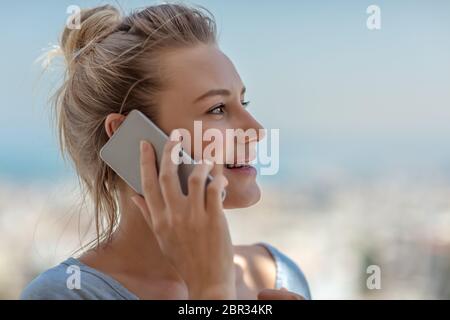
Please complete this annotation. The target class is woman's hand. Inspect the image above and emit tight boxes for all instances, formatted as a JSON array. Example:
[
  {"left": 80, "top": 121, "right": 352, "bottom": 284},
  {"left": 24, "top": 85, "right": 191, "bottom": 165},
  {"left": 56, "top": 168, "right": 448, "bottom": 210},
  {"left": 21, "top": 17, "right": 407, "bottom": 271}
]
[
  {"left": 257, "top": 287, "right": 304, "bottom": 300},
  {"left": 130, "top": 136, "right": 235, "bottom": 300}
]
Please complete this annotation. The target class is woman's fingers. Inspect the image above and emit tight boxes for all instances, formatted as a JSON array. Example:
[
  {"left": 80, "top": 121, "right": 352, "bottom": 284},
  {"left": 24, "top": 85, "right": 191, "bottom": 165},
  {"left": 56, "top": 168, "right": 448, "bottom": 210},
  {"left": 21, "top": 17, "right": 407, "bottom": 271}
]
[
  {"left": 257, "top": 288, "right": 304, "bottom": 300},
  {"left": 188, "top": 159, "right": 214, "bottom": 214},
  {"left": 159, "top": 137, "right": 184, "bottom": 207},
  {"left": 206, "top": 163, "right": 228, "bottom": 213},
  {"left": 139, "top": 140, "right": 164, "bottom": 214}
]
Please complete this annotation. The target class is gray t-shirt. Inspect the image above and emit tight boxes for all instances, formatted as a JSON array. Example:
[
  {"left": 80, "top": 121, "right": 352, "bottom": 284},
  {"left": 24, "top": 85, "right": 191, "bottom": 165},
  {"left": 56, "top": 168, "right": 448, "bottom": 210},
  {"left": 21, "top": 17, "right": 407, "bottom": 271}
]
[{"left": 20, "top": 242, "right": 311, "bottom": 300}]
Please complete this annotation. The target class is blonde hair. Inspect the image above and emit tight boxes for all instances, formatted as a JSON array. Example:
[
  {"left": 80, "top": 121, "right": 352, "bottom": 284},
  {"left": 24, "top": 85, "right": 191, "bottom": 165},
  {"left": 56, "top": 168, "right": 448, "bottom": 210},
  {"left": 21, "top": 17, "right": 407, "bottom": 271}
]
[{"left": 50, "top": 3, "right": 217, "bottom": 248}]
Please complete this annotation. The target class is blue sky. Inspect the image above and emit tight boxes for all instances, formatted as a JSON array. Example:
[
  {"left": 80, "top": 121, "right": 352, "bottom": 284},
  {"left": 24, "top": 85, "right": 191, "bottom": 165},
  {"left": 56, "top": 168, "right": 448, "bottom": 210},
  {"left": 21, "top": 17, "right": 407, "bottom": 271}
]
[{"left": 1, "top": 0, "right": 449, "bottom": 183}]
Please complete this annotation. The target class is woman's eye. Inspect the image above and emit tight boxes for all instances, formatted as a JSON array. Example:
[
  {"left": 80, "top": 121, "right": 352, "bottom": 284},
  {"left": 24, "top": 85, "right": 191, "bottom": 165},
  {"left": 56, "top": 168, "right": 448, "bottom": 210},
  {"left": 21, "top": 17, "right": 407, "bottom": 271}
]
[
  {"left": 208, "top": 104, "right": 225, "bottom": 114},
  {"left": 241, "top": 100, "right": 251, "bottom": 108},
  {"left": 207, "top": 101, "right": 250, "bottom": 115}
]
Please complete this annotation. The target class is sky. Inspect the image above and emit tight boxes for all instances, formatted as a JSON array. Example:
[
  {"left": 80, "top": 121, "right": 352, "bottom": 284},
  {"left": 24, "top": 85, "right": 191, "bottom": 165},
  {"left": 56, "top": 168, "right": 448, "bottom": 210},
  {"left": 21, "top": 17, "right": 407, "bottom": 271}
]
[{"left": 0, "top": 0, "right": 449, "bottom": 183}]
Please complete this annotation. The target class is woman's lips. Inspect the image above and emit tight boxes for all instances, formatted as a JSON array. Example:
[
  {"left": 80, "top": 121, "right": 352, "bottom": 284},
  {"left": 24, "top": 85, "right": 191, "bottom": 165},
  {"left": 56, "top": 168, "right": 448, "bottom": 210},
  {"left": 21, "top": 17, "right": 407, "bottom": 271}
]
[{"left": 224, "top": 164, "right": 257, "bottom": 175}]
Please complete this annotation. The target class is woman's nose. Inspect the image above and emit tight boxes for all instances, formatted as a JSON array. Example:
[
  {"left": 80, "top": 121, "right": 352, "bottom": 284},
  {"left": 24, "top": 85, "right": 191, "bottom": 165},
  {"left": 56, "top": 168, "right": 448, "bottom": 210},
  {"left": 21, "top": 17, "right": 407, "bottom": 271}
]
[{"left": 236, "top": 109, "right": 266, "bottom": 143}]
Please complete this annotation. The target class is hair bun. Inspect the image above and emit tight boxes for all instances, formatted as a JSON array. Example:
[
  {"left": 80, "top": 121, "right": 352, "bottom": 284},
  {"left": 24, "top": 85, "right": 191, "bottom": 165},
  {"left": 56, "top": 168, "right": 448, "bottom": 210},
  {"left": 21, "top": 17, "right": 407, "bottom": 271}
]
[{"left": 61, "top": 5, "right": 121, "bottom": 63}]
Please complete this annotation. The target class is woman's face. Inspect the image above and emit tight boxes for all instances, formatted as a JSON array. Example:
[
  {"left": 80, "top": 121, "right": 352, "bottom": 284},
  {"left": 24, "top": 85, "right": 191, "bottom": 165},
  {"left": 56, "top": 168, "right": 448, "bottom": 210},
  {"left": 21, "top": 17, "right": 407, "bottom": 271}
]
[{"left": 155, "top": 44, "right": 265, "bottom": 209}]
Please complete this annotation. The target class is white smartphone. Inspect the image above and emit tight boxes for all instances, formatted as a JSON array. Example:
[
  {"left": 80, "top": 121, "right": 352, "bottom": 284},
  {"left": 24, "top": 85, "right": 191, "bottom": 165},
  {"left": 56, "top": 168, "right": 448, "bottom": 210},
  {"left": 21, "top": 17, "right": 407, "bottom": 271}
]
[{"left": 100, "top": 109, "right": 225, "bottom": 200}]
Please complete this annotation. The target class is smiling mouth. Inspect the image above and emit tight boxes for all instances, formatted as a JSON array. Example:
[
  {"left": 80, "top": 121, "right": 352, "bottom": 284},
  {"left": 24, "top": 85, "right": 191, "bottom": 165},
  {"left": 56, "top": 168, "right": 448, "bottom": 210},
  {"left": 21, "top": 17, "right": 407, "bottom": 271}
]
[{"left": 225, "top": 163, "right": 252, "bottom": 169}]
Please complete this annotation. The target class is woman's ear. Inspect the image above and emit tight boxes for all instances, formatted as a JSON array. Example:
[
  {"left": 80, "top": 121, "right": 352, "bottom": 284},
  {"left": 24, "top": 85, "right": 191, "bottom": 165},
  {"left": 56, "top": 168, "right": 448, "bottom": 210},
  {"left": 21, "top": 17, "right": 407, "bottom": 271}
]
[{"left": 105, "top": 113, "right": 126, "bottom": 138}]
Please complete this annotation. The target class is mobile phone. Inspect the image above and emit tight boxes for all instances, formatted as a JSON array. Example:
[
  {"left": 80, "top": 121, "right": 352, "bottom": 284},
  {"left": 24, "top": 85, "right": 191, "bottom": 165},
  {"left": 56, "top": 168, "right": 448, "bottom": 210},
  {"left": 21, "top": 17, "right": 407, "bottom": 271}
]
[{"left": 100, "top": 109, "right": 225, "bottom": 200}]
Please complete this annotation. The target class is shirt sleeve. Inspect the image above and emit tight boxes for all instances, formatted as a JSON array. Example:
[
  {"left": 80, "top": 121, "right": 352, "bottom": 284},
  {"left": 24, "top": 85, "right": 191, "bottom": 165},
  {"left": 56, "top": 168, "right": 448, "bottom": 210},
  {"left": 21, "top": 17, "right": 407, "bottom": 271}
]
[{"left": 20, "top": 265, "right": 129, "bottom": 300}]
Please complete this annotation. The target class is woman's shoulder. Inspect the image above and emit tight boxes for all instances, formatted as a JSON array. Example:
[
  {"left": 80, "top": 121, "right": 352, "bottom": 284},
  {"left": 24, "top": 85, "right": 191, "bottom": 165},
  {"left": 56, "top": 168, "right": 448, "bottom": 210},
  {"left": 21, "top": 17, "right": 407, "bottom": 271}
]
[
  {"left": 250, "top": 242, "right": 312, "bottom": 299},
  {"left": 20, "top": 257, "right": 137, "bottom": 300}
]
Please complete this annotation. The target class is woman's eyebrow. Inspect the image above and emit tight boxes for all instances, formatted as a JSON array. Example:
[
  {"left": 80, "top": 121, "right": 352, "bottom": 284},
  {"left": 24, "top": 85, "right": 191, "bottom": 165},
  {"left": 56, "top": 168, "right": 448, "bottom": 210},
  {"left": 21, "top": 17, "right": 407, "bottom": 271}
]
[{"left": 193, "top": 86, "right": 246, "bottom": 103}]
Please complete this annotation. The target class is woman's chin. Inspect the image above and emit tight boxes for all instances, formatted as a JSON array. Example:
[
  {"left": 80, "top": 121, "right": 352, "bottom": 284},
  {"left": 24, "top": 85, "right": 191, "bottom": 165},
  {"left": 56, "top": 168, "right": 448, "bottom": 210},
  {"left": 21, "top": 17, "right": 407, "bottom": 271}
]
[{"left": 222, "top": 186, "right": 261, "bottom": 209}]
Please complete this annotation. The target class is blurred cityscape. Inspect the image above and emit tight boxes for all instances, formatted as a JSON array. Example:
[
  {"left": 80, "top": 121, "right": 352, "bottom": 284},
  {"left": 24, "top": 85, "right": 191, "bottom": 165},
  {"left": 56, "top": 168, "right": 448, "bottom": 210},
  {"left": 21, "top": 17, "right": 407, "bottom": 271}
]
[{"left": 1, "top": 169, "right": 449, "bottom": 299}]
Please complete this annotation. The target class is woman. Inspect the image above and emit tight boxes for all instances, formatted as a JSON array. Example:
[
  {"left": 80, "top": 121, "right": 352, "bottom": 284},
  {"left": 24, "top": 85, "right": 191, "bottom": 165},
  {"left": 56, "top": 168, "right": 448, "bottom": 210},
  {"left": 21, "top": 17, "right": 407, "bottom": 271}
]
[{"left": 21, "top": 3, "right": 310, "bottom": 300}]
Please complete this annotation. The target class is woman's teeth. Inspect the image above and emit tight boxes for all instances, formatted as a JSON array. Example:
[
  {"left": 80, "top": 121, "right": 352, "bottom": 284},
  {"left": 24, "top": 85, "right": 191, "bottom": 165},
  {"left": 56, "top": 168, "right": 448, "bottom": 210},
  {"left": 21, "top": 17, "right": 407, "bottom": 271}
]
[{"left": 226, "top": 164, "right": 249, "bottom": 169}]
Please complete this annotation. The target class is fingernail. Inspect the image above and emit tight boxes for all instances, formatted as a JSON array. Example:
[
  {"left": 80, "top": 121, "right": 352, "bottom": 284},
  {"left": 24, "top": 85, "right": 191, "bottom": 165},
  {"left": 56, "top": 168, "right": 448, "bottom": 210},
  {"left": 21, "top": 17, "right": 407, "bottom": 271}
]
[{"left": 140, "top": 140, "right": 149, "bottom": 153}]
